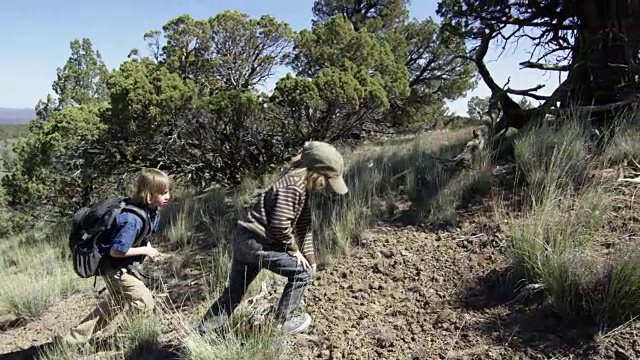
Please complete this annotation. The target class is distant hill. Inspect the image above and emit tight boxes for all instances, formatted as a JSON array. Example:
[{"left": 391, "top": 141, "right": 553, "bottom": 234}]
[{"left": 0, "top": 107, "right": 35, "bottom": 124}]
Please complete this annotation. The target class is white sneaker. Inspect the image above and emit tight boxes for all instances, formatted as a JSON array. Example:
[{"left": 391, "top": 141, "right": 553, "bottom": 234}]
[{"left": 280, "top": 312, "right": 312, "bottom": 334}]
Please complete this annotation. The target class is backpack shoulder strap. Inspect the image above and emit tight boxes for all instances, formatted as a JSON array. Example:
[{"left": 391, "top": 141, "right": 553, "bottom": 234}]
[{"left": 121, "top": 204, "right": 151, "bottom": 246}]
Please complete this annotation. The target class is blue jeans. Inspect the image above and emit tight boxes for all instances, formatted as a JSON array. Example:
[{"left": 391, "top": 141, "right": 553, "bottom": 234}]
[{"left": 200, "top": 235, "right": 312, "bottom": 329}]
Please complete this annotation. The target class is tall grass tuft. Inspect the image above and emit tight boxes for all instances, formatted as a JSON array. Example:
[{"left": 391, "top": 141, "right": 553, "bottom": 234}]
[
  {"left": 0, "top": 224, "right": 91, "bottom": 318},
  {"left": 507, "top": 117, "right": 640, "bottom": 325}
]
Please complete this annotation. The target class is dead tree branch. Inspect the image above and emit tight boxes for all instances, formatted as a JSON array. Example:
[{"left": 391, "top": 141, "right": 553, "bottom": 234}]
[{"left": 519, "top": 61, "right": 571, "bottom": 71}]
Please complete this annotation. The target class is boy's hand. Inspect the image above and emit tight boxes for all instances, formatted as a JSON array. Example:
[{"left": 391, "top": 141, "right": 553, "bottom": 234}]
[{"left": 145, "top": 246, "right": 161, "bottom": 261}]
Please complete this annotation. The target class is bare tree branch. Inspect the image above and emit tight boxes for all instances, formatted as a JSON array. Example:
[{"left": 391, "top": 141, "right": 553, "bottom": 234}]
[{"left": 519, "top": 61, "right": 571, "bottom": 71}]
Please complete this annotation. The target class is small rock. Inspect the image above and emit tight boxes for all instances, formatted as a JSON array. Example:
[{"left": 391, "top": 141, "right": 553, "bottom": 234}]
[
  {"left": 372, "top": 262, "right": 387, "bottom": 275},
  {"left": 380, "top": 249, "right": 394, "bottom": 258},
  {"left": 614, "top": 348, "right": 631, "bottom": 360},
  {"left": 391, "top": 270, "right": 405, "bottom": 281},
  {"left": 434, "top": 309, "right": 455, "bottom": 327}
]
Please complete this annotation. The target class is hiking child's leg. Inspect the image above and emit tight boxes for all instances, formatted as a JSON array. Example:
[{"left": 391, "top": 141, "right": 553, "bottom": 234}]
[
  {"left": 200, "top": 258, "right": 260, "bottom": 326},
  {"left": 63, "top": 298, "right": 115, "bottom": 344},
  {"left": 259, "top": 251, "right": 311, "bottom": 322},
  {"left": 115, "top": 268, "right": 155, "bottom": 314},
  {"left": 64, "top": 268, "right": 154, "bottom": 343},
  {"left": 63, "top": 271, "right": 130, "bottom": 343}
]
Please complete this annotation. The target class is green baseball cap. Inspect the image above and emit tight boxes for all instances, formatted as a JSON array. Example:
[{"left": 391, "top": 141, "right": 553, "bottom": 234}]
[{"left": 300, "top": 141, "right": 348, "bottom": 195}]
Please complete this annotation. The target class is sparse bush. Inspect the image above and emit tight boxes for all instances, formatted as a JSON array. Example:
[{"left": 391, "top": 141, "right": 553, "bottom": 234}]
[
  {"left": 39, "top": 339, "right": 76, "bottom": 360},
  {"left": 123, "top": 310, "right": 164, "bottom": 358},
  {"left": 179, "top": 315, "right": 285, "bottom": 360},
  {"left": 0, "top": 234, "right": 89, "bottom": 318},
  {"left": 602, "top": 114, "right": 640, "bottom": 166},
  {"left": 600, "top": 244, "right": 640, "bottom": 323},
  {"left": 507, "top": 116, "right": 640, "bottom": 325},
  {"left": 513, "top": 118, "right": 591, "bottom": 205}
]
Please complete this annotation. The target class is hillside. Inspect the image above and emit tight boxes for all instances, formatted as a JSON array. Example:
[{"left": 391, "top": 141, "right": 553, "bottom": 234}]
[
  {"left": 0, "top": 108, "right": 34, "bottom": 125},
  {"left": 0, "top": 123, "right": 638, "bottom": 360},
  {"left": 1, "top": 0, "right": 640, "bottom": 359}
]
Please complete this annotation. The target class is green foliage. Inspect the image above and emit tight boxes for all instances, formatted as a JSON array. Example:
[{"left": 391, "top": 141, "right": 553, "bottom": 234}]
[
  {"left": 278, "top": 15, "right": 409, "bottom": 138},
  {"left": 518, "top": 97, "right": 534, "bottom": 110},
  {"left": 312, "top": 0, "right": 410, "bottom": 33},
  {"left": 168, "top": 89, "right": 290, "bottom": 188},
  {"left": 2, "top": 104, "right": 107, "bottom": 218},
  {"left": 0, "top": 125, "right": 28, "bottom": 177},
  {"left": 149, "top": 11, "right": 293, "bottom": 93},
  {"left": 309, "top": 1, "right": 476, "bottom": 129},
  {"left": 52, "top": 38, "right": 110, "bottom": 107},
  {"left": 466, "top": 96, "right": 532, "bottom": 123},
  {"left": 466, "top": 95, "right": 498, "bottom": 121},
  {"left": 400, "top": 17, "right": 475, "bottom": 101},
  {"left": 4, "top": 3, "right": 477, "bottom": 221},
  {"left": 96, "top": 58, "right": 196, "bottom": 172},
  {"left": 1, "top": 38, "right": 110, "bottom": 227},
  {"left": 388, "top": 17, "right": 476, "bottom": 127},
  {"left": 91, "top": 58, "right": 291, "bottom": 188},
  {"left": 0, "top": 124, "right": 29, "bottom": 141}
]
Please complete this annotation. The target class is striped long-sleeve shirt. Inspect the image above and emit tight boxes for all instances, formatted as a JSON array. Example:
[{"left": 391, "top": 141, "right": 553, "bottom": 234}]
[{"left": 237, "top": 173, "right": 315, "bottom": 265}]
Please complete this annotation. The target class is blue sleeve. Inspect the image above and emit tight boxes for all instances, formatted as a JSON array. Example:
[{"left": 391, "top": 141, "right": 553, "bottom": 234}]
[
  {"left": 110, "top": 212, "right": 143, "bottom": 253},
  {"left": 152, "top": 214, "right": 161, "bottom": 234}
]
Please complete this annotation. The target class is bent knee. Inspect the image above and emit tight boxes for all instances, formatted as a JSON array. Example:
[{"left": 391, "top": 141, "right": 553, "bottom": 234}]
[
  {"left": 132, "top": 294, "right": 155, "bottom": 312},
  {"left": 292, "top": 269, "right": 311, "bottom": 284}
]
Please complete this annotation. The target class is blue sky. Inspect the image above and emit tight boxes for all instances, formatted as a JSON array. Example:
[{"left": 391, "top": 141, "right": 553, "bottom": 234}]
[{"left": 0, "top": 0, "right": 563, "bottom": 115}]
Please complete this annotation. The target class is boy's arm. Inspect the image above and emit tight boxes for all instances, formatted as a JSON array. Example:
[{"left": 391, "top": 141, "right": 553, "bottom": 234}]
[
  {"left": 109, "top": 214, "right": 149, "bottom": 258},
  {"left": 110, "top": 246, "right": 149, "bottom": 258},
  {"left": 269, "top": 186, "right": 303, "bottom": 253}
]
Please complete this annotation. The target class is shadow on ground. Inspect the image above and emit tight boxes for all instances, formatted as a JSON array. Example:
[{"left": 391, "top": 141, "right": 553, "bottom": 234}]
[
  {"left": 457, "top": 266, "right": 605, "bottom": 358},
  {"left": 0, "top": 340, "right": 180, "bottom": 360},
  {"left": 0, "top": 343, "right": 50, "bottom": 360},
  {"left": 0, "top": 316, "right": 26, "bottom": 332}
]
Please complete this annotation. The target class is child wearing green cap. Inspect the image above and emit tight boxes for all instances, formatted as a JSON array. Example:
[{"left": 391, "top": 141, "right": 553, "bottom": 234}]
[{"left": 199, "top": 141, "right": 348, "bottom": 334}]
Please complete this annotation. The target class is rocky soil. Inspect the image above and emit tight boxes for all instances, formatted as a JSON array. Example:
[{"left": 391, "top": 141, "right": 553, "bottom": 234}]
[
  {"left": 286, "top": 216, "right": 639, "bottom": 360},
  {"left": 1, "top": 180, "right": 638, "bottom": 360}
]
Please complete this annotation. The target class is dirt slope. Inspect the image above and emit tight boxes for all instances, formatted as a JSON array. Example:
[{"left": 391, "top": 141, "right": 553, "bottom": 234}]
[
  {"left": 286, "top": 215, "right": 639, "bottom": 360},
  {"left": 1, "top": 187, "right": 638, "bottom": 360}
]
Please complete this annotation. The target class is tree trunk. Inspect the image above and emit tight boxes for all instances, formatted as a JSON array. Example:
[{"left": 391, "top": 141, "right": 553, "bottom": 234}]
[{"left": 563, "top": 0, "right": 640, "bottom": 112}]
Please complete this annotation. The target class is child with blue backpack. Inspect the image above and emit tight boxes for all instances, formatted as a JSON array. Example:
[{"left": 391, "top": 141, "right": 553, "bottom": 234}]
[{"left": 57, "top": 168, "right": 171, "bottom": 345}]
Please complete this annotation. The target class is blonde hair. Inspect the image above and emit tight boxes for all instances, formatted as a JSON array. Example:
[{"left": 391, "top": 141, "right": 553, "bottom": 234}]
[
  {"left": 131, "top": 168, "right": 171, "bottom": 205},
  {"left": 287, "top": 166, "right": 326, "bottom": 191},
  {"left": 305, "top": 170, "right": 326, "bottom": 190}
]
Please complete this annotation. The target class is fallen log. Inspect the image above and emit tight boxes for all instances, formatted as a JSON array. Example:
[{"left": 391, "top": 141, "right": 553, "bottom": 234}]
[{"left": 437, "top": 126, "right": 491, "bottom": 170}]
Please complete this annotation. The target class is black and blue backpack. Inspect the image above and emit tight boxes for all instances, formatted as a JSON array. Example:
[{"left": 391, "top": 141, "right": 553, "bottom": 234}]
[{"left": 68, "top": 196, "right": 151, "bottom": 279}]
